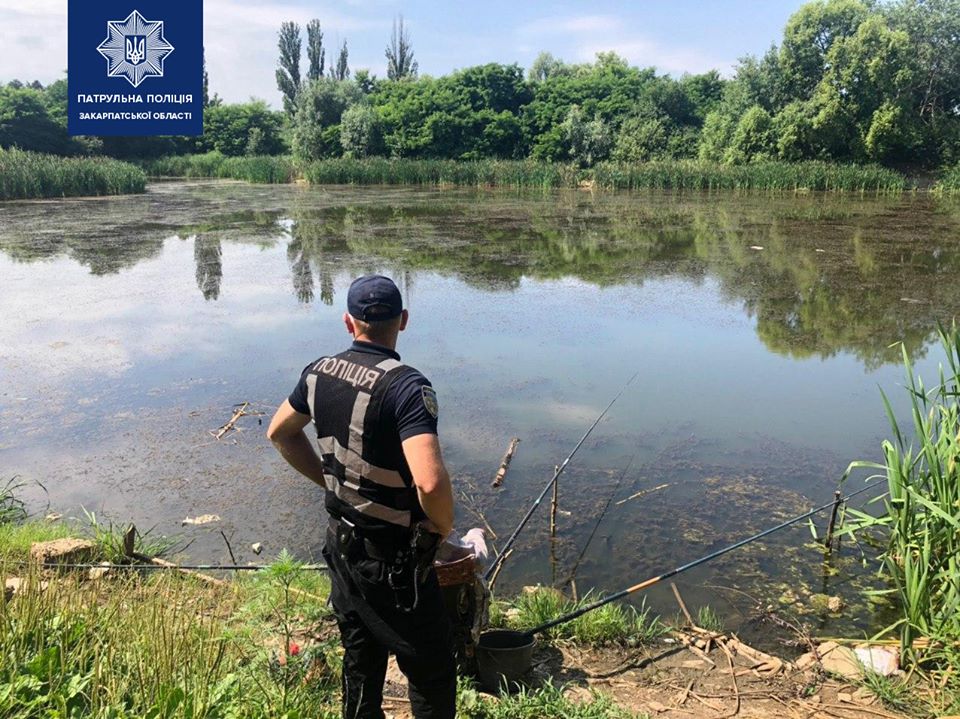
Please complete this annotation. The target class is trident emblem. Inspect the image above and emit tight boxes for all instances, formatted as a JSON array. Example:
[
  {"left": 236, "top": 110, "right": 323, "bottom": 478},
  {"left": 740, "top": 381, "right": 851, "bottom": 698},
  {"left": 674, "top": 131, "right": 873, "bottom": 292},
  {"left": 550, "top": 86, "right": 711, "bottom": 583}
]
[{"left": 125, "top": 36, "right": 146, "bottom": 65}]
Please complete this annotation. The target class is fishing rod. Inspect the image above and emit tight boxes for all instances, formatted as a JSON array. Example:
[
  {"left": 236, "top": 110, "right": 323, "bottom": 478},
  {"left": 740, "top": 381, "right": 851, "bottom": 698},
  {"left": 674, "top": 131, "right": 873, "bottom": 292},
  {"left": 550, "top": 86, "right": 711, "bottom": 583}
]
[
  {"left": 560, "top": 442, "right": 643, "bottom": 589},
  {"left": 484, "top": 372, "right": 639, "bottom": 581},
  {"left": 14, "top": 562, "right": 328, "bottom": 572},
  {"left": 522, "top": 481, "right": 886, "bottom": 638}
]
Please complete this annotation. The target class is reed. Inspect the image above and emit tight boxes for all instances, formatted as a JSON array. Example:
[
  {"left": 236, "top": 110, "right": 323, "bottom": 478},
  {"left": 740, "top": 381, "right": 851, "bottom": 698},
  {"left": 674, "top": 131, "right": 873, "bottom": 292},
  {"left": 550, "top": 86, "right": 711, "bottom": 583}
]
[
  {"left": 303, "top": 157, "right": 575, "bottom": 188},
  {"left": 844, "top": 322, "right": 960, "bottom": 671},
  {"left": 143, "top": 151, "right": 296, "bottom": 184},
  {"left": 0, "top": 147, "right": 146, "bottom": 200},
  {"left": 143, "top": 153, "right": 908, "bottom": 193},
  {"left": 933, "top": 165, "right": 960, "bottom": 195},
  {"left": 592, "top": 159, "right": 908, "bottom": 193}
]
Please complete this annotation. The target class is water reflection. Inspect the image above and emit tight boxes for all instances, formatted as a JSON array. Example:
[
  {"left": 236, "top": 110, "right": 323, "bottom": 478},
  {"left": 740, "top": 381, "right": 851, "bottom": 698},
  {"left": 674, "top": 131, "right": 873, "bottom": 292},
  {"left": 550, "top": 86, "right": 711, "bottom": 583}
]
[
  {"left": 1, "top": 185, "right": 959, "bottom": 368},
  {"left": 193, "top": 236, "right": 222, "bottom": 301}
]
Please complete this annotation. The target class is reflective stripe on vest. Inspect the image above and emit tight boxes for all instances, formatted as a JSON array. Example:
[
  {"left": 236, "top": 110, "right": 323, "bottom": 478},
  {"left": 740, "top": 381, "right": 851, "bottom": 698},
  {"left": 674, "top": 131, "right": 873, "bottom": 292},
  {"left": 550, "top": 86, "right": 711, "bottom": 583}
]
[{"left": 308, "top": 351, "right": 416, "bottom": 528}]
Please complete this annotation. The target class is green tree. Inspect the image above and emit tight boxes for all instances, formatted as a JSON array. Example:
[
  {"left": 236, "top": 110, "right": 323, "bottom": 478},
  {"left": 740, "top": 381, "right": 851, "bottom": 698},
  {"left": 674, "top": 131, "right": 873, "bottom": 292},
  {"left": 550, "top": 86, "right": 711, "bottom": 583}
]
[
  {"left": 562, "top": 105, "right": 611, "bottom": 167},
  {"left": 276, "top": 21, "right": 302, "bottom": 115},
  {"left": 340, "top": 103, "right": 382, "bottom": 157},
  {"left": 612, "top": 115, "right": 670, "bottom": 162},
  {"left": 385, "top": 16, "right": 418, "bottom": 80},
  {"left": 293, "top": 79, "right": 361, "bottom": 160},
  {"left": 201, "top": 101, "right": 287, "bottom": 156},
  {"left": 306, "top": 19, "right": 325, "bottom": 82},
  {"left": 772, "top": 101, "right": 818, "bottom": 160},
  {"left": 528, "top": 52, "right": 566, "bottom": 82},
  {"left": 0, "top": 86, "right": 71, "bottom": 154},
  {"left": 332, "top": 40, "right": 350, "bottom": 81},
  {"left": 680, "top": 71, "right": 725, "bottom": 122},
  {"left": 724, "top": 105, "right": 775, "bottom": 163},
  {"left": 698, "top": 110, "right": 737, "bottom": 161},
  {"left": 884, "top": 0, "right": 960, "bottom": 164},
  {"left": 354, "top": 70, "right": 377, "bottom": 95},
  {"left": 811, "top": 14, "right": 915, "bottom": 161},
  {"left": 779, "top": 0, "right": 869, "bottom": 100}
]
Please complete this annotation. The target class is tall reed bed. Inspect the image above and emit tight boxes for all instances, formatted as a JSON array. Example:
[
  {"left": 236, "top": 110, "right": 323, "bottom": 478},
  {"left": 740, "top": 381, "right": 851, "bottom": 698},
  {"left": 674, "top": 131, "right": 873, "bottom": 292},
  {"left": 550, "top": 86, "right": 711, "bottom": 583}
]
[
  {"left": 144, "top": 151, "right": 296, "bottom": 183},
  {"left": 0, "top": 148, "right": 146, "bottom": 200},
  {"left": 592, "top": 159, "right": 908, "bottom": 193},
  {"left": 845, "top": 323, "right": 960, "bottom": 674},
  {"left": 306, "top": 158, "right": 906, "bottom": 192},
  {"left": 303, "top": 158, "right": 575, "bottom": 188},
  {"left": 933, "top": 165, "right": 960, "bottom": 195},
  {"left": 145, "top": 154, "right": 908, "bottom": 193}
]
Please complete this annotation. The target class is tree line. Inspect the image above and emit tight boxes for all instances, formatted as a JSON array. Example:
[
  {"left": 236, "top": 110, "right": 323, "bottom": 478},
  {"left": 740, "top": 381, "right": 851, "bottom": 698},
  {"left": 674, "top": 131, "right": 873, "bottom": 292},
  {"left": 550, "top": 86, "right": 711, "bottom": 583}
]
[{"left": 2, "top": 0, "right": 958, "bottom": 169}]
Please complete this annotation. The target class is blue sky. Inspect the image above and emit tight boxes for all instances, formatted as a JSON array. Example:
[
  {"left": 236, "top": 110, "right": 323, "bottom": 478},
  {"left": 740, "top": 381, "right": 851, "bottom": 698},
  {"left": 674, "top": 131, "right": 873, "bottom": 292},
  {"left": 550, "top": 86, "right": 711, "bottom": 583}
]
[{"left": 2, "top": 0, "right": 806, "bottom": 106}]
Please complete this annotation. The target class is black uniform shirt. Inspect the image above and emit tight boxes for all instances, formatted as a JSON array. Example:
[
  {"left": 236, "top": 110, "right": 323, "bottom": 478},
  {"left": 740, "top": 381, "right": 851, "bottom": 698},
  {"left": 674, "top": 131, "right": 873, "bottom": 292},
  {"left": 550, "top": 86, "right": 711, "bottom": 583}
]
[{"left": 288, "top": 340, "right": 439, "bottom": 441}]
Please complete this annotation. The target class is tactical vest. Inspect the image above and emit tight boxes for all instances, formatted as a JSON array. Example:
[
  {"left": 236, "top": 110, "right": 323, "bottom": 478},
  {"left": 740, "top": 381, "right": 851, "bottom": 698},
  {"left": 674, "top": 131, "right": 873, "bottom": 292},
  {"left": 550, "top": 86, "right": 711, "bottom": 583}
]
[{"left": 305, "top": 348, "right": 422, "bottom": 540}]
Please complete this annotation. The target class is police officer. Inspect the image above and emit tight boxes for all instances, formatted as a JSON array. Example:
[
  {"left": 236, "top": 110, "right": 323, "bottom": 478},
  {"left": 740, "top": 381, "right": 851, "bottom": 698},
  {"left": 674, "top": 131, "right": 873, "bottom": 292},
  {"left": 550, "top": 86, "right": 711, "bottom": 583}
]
[{"left": 267, "top": 274, "right": 457, "bottom": 719}]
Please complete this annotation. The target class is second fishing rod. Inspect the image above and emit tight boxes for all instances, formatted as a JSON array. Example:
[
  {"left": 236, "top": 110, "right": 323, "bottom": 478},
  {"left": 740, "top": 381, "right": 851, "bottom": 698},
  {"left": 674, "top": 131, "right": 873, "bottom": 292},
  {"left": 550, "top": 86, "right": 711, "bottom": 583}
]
[{"left": 484, "top": 371, "right": 638, "bottom": 581}]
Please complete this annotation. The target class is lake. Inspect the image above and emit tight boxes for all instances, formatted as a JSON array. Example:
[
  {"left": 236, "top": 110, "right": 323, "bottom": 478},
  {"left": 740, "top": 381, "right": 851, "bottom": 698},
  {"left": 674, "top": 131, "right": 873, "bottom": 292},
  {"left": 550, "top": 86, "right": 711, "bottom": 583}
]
[{"left": 2, "top": 180, "right": 959, "bottom": 636}]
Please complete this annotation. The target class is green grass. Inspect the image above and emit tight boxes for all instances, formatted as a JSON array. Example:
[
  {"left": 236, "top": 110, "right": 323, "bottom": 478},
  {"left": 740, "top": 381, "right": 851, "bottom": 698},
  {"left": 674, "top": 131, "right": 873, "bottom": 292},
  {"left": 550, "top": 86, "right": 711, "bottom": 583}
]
[
  {"left": 0, "top": 522, "right": 74, "bottom": 562},
  {"left": 492, "top": 586, "right": 663, "bottom": 646},
  {"left": 0, "top": 479, "right": 28, "bottom": 525},
  {"left": 457, "top": 677, "right": 641, "bottom": 718},
  {"left": 0, "top": 147, "right": 146, "bottom": 200},
  {"left": 933, "top": 164, "right": 960, "bottom": 195},
  {"left": 695, "top": 605, "right": 725, "bottom": 633},
  {"left": 143, "top": 151, "right": 296, "bottom": 183},
  {"left": 80, "top": 508, "right": 180, "bottom": 563},
  {"left": 842, "top": 321, "right": 960, "bottom": 714}
]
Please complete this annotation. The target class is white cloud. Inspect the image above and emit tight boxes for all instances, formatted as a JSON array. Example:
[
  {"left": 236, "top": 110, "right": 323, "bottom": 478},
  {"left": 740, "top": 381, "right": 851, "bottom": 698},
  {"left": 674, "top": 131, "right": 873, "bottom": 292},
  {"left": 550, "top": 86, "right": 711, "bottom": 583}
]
[
  {"left": 517, "top": 12, "right": 734, "bottom": 77},
  {"left": 0, "top": 4, "right": 66, "bottom": 83},
  {"left": 519, "top": 14, "right": 620, "bottom": 36},
  {"left": 576, "top": 40, "right": 732, "bottom": 77}
]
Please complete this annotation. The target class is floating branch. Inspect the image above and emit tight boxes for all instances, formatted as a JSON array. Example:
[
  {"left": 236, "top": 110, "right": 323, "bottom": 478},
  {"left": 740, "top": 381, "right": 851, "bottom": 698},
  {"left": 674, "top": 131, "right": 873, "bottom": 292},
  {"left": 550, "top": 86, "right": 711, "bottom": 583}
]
[{"left": 491, "top": 437, "right": 520, "bottom": 488}]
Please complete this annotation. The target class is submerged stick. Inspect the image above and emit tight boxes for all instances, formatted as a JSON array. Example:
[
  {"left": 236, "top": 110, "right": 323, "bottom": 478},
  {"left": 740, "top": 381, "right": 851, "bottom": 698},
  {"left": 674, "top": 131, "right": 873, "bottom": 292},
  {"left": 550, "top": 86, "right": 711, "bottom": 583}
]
[
  {"left": 549, "top": 464, "right": 559, "bottom": 538},
  {"left": 614, "top": 482, "right": 670, "bottom": 506},
  {"left": 491, "top": 438, "right": 520, "bottom": 488},
  {"left": 823, "top": 490, "right": 843, "bottom": 549}
]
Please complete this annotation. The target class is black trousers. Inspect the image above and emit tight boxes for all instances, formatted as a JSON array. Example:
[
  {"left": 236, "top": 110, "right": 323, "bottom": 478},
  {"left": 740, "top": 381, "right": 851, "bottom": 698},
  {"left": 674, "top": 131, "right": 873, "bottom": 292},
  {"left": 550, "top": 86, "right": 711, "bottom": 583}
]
[{"left": 323, "top": 529, "right": 457, "bottom": 719}]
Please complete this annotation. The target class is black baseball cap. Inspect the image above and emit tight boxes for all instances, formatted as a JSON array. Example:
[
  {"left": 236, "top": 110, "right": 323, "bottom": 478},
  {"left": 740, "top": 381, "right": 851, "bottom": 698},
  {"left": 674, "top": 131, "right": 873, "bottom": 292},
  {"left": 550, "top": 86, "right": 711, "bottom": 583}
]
[{"left": 347, "top": 275, "right": 404, "bottom": 321}]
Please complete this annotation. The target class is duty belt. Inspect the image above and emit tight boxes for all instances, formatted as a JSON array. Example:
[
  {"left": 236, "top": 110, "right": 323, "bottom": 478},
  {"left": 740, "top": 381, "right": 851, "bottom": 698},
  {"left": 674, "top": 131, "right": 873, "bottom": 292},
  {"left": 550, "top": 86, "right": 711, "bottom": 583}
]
[
  {"left": 328, "top": 516, "right": 442, "bottom": 613},
  {"left": 328, "top": 516, "right": 400, "bottom": 562}
]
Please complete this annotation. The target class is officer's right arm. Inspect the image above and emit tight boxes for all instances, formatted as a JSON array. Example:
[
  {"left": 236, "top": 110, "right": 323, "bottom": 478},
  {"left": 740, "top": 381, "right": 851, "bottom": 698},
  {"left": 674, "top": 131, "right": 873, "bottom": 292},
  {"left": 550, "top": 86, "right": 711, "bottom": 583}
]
[
  {"left": 267, "top": 400, "right": 326, "bottom": 486},
  {"left": 401, "top": 433, "right": 454, "bottom": 538}
]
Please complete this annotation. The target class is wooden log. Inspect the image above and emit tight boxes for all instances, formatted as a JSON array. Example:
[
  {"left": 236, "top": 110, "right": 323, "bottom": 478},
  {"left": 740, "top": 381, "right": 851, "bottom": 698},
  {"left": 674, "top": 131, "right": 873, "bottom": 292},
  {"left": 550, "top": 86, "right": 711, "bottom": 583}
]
[{"left": 491, "top": 437, "right": 520, "bottom": 488}]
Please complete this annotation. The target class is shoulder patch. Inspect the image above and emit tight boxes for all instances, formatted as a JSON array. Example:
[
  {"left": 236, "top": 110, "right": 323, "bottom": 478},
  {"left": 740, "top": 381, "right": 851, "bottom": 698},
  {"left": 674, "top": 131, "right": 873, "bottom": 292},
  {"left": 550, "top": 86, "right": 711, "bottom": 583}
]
[{"left": 421, "top": 385, "right": 439, "bottom": 419}]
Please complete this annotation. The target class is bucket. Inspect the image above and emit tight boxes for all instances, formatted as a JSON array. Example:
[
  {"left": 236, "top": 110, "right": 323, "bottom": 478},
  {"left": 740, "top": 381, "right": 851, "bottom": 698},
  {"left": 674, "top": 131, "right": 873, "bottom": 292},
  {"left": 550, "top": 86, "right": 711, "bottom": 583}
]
[{"left": 475, "top": 629, "right": 535, "bottom": 691}]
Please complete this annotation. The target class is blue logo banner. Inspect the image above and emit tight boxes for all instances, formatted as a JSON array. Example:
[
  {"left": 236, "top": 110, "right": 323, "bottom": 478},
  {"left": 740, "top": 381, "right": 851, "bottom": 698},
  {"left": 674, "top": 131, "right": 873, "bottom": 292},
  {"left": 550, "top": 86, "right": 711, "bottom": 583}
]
[{"left": 68, "top": 1, "right": 203, "bottom": 136}]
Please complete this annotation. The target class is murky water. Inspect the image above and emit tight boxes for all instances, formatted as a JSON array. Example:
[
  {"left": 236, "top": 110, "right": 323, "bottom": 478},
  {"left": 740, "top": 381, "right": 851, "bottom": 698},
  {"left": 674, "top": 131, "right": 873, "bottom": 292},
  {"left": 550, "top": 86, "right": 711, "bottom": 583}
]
[{"left": 2, "top": 181, "right": 960, "bottom": 638}]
